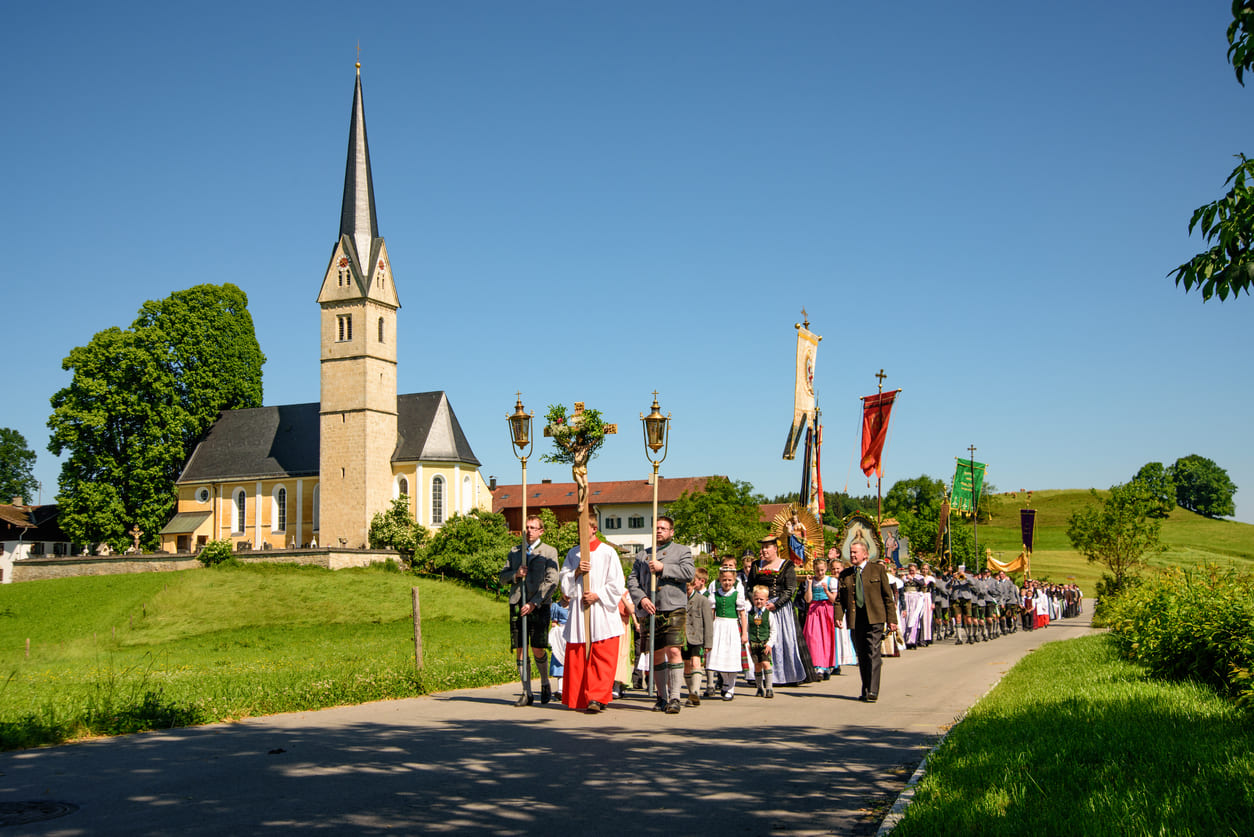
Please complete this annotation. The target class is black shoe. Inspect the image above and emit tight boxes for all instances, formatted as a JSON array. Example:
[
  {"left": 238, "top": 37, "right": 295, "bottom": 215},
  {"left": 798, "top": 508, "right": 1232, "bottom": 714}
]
[
  {"left": 586, "top": 700, "right": 604, "bottom": 713},
  {"left": 755, "top": 686, "right": 765, "bottom": 697},
  {"left": 540, "top": 685, "right": 552, "bottom": 705},
  {"left": 664, "top": 699, "right": 682, "bottom": 714},
  {"left": 765, "top": 689, "right": 774, "bottom": 699},
  {"left": 652, "top": 699, "right": 666, "bottom": 712},
  {"left": 822, "top": 670, "right": 831, "bottom": 680},
  {"left": 515, "top": 692, "right": 534, "bottom": 707}
]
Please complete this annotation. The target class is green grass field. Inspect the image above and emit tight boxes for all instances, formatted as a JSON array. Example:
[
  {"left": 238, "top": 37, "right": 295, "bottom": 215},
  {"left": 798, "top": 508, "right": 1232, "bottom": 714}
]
[
  {"left": 0, "top": 563, "right": 511, "bottom": 749},
  {"left": 969, "top": 490, "right": 1254, "bottom": 591},
  {"left": 893, "top": 634, "right": 1254, "bottom": 836}
]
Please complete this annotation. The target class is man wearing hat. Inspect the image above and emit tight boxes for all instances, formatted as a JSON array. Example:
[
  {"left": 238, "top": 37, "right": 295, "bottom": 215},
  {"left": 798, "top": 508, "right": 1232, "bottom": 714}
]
[
  {"left": 627, "top": 515, "right": 695, "bottom": 713},
  {"left": 832, "top": 538, "right": 898, "bottom": 703}
]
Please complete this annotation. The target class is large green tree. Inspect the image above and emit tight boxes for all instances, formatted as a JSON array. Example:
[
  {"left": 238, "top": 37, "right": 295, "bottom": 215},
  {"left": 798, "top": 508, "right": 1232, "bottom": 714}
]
[
  {"left": 1169, "top": 2, "right": 1254, "bottom": 301},
  {"left": 1169, "top": 454, "right": 1237, "bottom": 519},
  {"left": 1132, "top": 461, "right": 1177, "bottom": 518},
  {"left": 668, "top": 476, "right": 766, "bottom": 556},
  {"left": 884, "top": 474, "right": 946, "bottom": 521},
  {"left": 0, "top": 428, "right": 39, "bottom": 504},
  {"left": 1066, "top": 481, "right": 1163, "bottom": 594},
  {"left": 48, "top": 284, "right": 264, "bottom": 551}
]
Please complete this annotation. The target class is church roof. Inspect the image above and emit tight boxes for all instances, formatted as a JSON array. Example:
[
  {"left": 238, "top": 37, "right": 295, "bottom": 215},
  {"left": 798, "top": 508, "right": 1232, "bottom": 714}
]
[
  {"left": 177, "top": 392, "right": 480, "bottom": 484},
  {"left": 340, "top": 64, "right": 380, "bottom": 280}
]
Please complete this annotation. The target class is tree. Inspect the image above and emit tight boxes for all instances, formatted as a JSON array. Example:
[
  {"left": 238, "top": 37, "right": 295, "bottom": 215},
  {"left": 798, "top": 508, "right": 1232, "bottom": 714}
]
[
  {"left": 1169, "top": 4, "right": 1254, "bottom": 301},
  {"left": 1132, "top": 461, "right": 1176, "bottom": 518},
  {"left": 47, "top": 284, "right": 264, "bottom": 551},
  {"left": 1066, "top": 481, "right": 1163, "bottom": 594},
  {"left": 1169, "top": 454, "right": 1237, "bottom": 518},
  {"left": 667, "top": 476, "right": 767, "bottom": 556},
  {"left": 883, "top": 475, "right": 946, "bottom": 521},
  {"left": 0, "top": 428, "right": 38, "bottom": 504},
  {"left": 368, "top": 495, "right": 429, "bottom": 560}
]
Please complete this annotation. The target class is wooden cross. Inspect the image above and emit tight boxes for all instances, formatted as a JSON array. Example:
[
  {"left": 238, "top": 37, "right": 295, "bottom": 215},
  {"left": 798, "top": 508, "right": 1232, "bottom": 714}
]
[
  {"left": 129, "top": 524, "right": 143, "bottom": 553},
  {"left": 552, "top": 402, "right": 616, "bottom": 658}
]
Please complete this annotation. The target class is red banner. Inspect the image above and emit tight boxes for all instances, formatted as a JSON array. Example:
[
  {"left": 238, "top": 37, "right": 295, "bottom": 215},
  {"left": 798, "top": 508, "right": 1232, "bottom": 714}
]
[{"left": 860, "top": 390, "right": 899, "bottom": 478}]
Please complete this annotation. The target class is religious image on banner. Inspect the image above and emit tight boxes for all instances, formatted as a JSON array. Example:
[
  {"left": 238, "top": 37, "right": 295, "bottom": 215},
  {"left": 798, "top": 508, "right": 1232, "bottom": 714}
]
[
  {"left": 860, "top": 390, "right": 900, "bottom": 477},
  {"left": 783, "top": 322, "right": 820, "bottom": 460},
  {"left": 950, "top": 458, "right": 988, "bottom": 517}
]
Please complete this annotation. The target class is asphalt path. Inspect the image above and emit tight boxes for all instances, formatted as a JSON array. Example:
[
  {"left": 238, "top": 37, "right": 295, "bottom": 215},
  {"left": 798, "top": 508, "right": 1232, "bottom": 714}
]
[{"left": 1, "top": 612, "right": 1096, "bottom": 836}]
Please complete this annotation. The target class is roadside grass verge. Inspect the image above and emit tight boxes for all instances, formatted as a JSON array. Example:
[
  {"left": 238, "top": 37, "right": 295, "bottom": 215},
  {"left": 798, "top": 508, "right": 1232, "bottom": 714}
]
[
  {"left": 892, "top": 634, "right": 1254, "bottom": 836},
  {"left": 0, "top": 564, "right": 510, "bottom": 750}
]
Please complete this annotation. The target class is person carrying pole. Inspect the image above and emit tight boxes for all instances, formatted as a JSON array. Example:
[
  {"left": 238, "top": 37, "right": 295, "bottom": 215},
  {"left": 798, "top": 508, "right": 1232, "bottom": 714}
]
[{"left": 499, "top": 514, "right": 559, "bottom": 706}]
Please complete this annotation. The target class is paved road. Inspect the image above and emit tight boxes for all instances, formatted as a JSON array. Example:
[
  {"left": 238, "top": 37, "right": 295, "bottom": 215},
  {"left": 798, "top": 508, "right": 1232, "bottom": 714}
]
[{"left": 1, "top": 613, "right": 1096, "bottom": 836}]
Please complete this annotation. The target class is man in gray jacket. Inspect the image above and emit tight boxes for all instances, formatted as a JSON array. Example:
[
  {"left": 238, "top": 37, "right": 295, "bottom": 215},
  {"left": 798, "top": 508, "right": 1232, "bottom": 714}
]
[
  {"left": 499, "top": 514, "right": 560, "bottom": 706},
  {"left": 627, "top": 515, "right": 695, "bottom": 714}
]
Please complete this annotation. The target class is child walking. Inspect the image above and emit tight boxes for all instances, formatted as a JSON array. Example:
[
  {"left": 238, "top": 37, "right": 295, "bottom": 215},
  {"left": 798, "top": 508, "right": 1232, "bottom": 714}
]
[
  {"left": 747, "top": 584, "right": 779, "bottom": 698},
  {"left": 706, "top": 568, "right": 749, "bottom": 700},
  {"left": 547, "top": 602, "right": 568, "bottom": 703}
]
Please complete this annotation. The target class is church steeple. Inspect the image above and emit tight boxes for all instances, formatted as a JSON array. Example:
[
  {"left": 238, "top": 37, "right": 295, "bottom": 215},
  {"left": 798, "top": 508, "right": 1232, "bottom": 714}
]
[{"left": 339, "top": 62, "right": 379, "bottom": 278}]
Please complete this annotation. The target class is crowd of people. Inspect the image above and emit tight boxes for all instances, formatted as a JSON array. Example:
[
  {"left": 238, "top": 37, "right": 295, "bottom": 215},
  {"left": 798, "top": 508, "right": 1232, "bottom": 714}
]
[{"left": 499, "top": 513, "right": 1083, "bottom": 713}]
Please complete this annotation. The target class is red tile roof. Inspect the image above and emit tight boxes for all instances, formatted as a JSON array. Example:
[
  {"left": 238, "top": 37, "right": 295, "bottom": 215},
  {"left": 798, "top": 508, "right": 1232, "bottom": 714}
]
[
  {"left": 493, "top": 476, "right": 716, "bottom": 512},
  {"left": 758, "top": 503, "right": 790, "bottom": 523}
]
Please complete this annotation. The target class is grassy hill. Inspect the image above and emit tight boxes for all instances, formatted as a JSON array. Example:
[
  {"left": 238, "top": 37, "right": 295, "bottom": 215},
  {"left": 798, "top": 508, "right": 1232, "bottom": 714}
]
[
  {"left": 0, "top": 563, "right": 510, "bottom": 749},
  {"left": 970, "top": 489, "right": 1254, "bottom": 591}
]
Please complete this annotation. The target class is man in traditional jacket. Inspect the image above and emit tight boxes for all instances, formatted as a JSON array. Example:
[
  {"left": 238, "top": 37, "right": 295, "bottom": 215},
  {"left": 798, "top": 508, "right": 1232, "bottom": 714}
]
[
  {"left": 627, "top": 515, "right": 695, "bottom": 714},
  {"left": 832, "top": 539, "right": 898, "bottom": 703},
  {"left": 499, "top": 514, "right": 560, "bottom": 706}
]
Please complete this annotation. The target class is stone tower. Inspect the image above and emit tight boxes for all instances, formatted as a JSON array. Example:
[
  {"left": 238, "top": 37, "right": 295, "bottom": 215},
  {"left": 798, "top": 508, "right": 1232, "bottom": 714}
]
[{"left": 316, "top": 64, "right": 401, "bottom": 548}]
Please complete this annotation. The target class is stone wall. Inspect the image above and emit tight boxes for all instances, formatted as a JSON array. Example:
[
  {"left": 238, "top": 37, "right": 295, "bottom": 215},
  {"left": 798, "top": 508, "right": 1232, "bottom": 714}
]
[{"left": 10, "top": 549, "right": 399, "bottom": 582}]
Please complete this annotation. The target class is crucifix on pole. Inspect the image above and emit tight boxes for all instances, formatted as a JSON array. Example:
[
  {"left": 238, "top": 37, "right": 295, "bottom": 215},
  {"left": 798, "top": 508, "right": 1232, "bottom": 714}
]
[{"left": 543, "top": 402, "right": 616, "bottom": 658}]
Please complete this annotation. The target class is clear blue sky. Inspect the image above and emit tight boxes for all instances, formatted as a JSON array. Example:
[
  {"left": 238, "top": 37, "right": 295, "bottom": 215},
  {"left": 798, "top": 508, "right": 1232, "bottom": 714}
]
[{"left": 7, "top": 2, "right": 1253, "bottom": 523}]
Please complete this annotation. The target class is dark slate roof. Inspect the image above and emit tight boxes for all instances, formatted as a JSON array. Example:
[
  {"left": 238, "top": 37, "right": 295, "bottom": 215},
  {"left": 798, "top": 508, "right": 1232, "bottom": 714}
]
[
  {"left": 159, "top": 511, "right": 212, "bottom": 535},
  {"left": 179, "top": 402, "right": 321, "bottom": 483},
  {"left": 395, "top": 392, "right": 481, "bottom": 466},
  {"left": 0, "top": 504, "right": 68, "bottom": 541},
  {"left": 177, "top": 392, "right": 480, "bottom": 484}
]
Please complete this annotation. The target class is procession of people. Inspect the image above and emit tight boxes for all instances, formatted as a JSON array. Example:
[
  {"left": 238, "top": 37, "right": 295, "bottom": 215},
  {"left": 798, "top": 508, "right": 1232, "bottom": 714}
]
[{"left": 501, "top": 515, "right": 1084, "bottom": 713}]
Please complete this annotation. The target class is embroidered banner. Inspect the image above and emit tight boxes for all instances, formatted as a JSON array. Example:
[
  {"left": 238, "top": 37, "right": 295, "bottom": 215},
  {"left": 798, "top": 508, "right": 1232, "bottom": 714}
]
[
  {"left": 860, "top": 390, "right": 899, "bottom": 478},
  {"left": 782, "top": 324, "right": 819, "bottom": 460},
  {"left": 951, "top": 458, "right": 987, "bottom": 516}
]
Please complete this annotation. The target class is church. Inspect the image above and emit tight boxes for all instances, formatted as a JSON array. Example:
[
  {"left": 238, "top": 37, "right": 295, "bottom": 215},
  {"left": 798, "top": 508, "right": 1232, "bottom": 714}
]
[{"left": 160, "top": 65, "right": 490, "bottom": 554}]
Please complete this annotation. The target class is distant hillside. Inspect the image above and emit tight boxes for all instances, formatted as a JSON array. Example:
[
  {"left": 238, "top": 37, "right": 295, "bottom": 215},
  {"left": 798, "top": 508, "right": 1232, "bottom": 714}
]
[{"left": 958, "top": 489, "right": 1254, "bottom": 592}]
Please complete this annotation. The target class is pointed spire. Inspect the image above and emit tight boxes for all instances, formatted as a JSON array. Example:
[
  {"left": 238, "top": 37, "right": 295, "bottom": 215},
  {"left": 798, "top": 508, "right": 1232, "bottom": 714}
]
[{"left": 340, "top": 62, "right": 379, "bottom": 274}]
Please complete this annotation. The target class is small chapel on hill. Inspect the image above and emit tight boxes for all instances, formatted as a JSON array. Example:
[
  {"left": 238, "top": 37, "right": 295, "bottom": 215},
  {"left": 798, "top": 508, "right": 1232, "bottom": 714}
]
[{"left": 160, "top": 65, "right": 490, "bottom": 554}]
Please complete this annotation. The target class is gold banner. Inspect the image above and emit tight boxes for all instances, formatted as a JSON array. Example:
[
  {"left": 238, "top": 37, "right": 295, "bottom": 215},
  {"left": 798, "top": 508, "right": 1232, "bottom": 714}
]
[{"left": 783, "top": 325, "right": 819, "bottom": 460}]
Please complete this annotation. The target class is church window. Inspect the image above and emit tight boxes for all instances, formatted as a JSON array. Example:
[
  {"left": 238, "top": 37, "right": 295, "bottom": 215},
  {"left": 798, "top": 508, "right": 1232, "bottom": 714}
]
[
  {"left": 312, "top": 485, "right": 320, "bottom": 532},
  {"left": 273, "top": 486, "right": 287, "bottom": 532},
  {"left": 337, "top": 314, "right": 353, "bottom": 342},
  {"left": 431, "top": 476, "right": 445, "bottom": 525},
  {"left": 233, "top": 489, "right": 246, "bottom": 534},
  {"left": 397, "top": 476, "right": 409, "bottom": 498},
  {"left": 378, "top": 317, "right": 385, "bottom": 343}
]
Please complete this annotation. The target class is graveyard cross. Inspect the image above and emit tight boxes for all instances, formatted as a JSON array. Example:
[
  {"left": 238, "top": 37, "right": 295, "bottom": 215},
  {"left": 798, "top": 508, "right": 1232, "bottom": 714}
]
[{"left": 129, "top": 524, "right": 143, "bottom": 553}]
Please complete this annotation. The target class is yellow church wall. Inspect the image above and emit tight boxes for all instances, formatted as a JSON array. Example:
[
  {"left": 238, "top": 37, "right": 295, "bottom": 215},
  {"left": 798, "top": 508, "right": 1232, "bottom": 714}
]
[
  {"left": 160, "top": 479, "right": 320, "bottom": 554},
  {"left": 391, "top": 463, "right": 491, "bottom": 530}
]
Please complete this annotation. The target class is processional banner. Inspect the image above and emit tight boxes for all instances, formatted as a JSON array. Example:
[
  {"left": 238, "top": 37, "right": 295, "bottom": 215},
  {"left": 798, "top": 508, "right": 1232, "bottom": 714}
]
[
  {"left": 782, "top": 324, "right": 819, "bottom": 460},
  {"left": 1020, "top": 508, "right": 1037, "bottom": 553},
  {"left": 951, "top": 458, "right": 987, "bottom": 516},
  {"left": 860, "top": 390, "right": 899, "bottom": 478}
]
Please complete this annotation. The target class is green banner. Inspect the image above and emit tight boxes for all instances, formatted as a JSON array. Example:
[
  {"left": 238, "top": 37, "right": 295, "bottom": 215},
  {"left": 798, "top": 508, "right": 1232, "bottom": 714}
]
[{"left": 951, "top": 459, "right": 987, "bottom": 516}]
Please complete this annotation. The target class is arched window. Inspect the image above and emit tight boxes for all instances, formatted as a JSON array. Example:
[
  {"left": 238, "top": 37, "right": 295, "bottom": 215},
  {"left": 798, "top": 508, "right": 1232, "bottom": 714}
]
[
  {"left": 463, "top": 476, "right": 472, "bottom": 513},
  {"left": 312, "top": 485, "right": 320, "bottom": 533},
  {"left": 431, "top": 476, "right": 445, "bottom": 525},
  {"left": 378, "top": 317, "right": 385, "bottom": 343},
  {"left": 397, "top": 476, "right": 409, "bottom": 498},
  {"left": 233, "top": 489, "right": 247, "bottom": 534},
  {"left": 272, "top": 486, "right": 287, "bottom": 532}
]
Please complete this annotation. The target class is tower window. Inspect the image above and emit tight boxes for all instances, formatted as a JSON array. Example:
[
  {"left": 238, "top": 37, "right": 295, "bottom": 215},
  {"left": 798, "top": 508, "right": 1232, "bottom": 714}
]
[
  {"left": 378, "top": 317, "right": 385, "bottom": 343},
  {"left": 337, "top": 314, "right": 353, "bottom": 342}
]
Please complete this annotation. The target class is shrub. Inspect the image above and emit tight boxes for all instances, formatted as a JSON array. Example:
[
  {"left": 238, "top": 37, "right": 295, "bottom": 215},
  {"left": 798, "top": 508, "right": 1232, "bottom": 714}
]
[
  {"left": 1103, "top": 564, "right": 1254, "bottom": 708},
  {"left": 197, "top": 539, "right": 235, "bottom": 567}
]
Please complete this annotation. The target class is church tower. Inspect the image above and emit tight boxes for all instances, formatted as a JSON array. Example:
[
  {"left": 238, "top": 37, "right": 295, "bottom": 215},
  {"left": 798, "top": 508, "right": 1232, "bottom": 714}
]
[{"left": 316, "top": 63, "right": 400, "bottom": 548}]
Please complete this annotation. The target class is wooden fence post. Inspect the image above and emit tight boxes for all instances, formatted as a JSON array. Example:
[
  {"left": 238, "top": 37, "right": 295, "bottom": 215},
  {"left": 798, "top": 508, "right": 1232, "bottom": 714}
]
[{"left": 412, "top": 586, "right": 424, "bottom": 670}]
